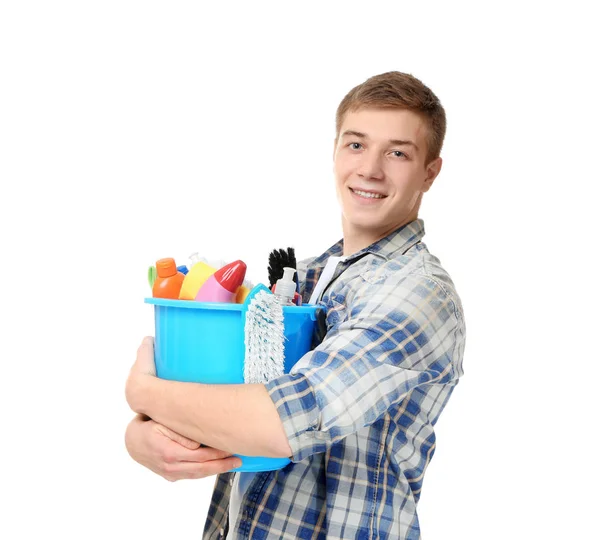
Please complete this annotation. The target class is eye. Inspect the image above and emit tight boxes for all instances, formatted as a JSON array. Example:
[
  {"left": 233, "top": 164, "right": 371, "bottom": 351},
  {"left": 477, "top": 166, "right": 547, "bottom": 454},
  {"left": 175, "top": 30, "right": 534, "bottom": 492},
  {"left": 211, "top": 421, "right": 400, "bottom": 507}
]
[
  {"left": 349, "top": 142, "right": 363, "bottom": 150},
  {"left": 391, "top": 150, "right": 406, "bottom": 158}
]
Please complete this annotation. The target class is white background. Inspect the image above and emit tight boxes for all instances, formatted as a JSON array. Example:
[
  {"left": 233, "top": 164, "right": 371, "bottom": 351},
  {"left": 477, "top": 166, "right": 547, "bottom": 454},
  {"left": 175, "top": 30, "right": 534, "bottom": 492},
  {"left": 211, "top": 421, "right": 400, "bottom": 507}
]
[{"left": 1, "top": 1, "right": 598, "bottom": 538}]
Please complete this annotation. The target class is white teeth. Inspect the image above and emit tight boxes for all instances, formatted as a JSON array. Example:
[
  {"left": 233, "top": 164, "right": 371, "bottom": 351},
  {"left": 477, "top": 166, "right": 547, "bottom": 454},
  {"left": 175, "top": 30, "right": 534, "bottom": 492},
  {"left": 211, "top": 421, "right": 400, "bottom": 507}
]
[{"left": 353, "top": 189, "right": 384, "bottom": 199}]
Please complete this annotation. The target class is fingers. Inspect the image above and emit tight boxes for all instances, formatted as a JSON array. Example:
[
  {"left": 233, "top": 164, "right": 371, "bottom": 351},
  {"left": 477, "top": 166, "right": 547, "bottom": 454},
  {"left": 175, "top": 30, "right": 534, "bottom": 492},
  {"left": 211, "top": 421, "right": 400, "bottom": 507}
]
[
  {"left": 150, "top": 421, "right": 234, "bottom": 462},
  {"left": 142, "top": 335, "right": 154, "bottom": 348},
  {"left": 135, "top": 336, "right": 154, "bottom": 361},
  {"left": 163, "top": 441, "right": 235, "bottom": 464},
  {"left": 155, "top": 423, "right": 201, "bottom": 450},
  {"left": 136, "top": 336, "right": 153, "bottom": 357},
  {"left": 182, "top": 446, "right": 235, "bottom": 462},
  {"left": 162, "top": 456, "right": 242, "bottom": 481},
  {"left": 126, "top": 415, "right": 242, "bottom": 482},
  {"left": 133, "top": 335, "right": 156, "bottom": 377}
]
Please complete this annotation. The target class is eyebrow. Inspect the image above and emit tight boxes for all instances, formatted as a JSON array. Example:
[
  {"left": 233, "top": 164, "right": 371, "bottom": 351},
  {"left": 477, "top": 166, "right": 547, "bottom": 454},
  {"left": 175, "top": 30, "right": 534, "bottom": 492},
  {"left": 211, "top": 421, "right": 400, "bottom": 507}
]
[{"left": 341, "top": 130, "right": 419, "bottom": 151}]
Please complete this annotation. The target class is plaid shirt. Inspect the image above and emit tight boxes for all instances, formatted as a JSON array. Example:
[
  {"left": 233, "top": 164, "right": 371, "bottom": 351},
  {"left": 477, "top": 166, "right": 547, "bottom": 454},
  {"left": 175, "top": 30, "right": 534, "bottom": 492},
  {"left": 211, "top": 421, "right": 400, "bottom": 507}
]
[{"left": 203, "top": 218, "right": 466, "bottom": 539}]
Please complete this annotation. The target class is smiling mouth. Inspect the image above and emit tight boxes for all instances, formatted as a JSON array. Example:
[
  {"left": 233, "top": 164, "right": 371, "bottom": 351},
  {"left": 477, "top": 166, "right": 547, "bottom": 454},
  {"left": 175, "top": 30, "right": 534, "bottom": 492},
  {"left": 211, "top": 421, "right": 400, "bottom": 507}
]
[{"left": 350, "top": 188, "right": 387, "bottom": 199}]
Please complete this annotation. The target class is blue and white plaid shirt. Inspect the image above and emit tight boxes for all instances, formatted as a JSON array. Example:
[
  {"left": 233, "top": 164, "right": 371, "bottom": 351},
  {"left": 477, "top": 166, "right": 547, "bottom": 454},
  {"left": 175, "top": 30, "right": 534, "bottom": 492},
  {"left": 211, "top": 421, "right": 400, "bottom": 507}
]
[{"left": 203, "top": 218, "right": 466, "bottom": 539}]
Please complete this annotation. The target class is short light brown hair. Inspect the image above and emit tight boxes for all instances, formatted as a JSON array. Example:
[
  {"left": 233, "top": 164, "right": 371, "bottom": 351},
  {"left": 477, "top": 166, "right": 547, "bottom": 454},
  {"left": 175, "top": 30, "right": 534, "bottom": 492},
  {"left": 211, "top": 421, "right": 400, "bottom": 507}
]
[{"left": 335, "top": 71, "right": 446, "bottom": 165}]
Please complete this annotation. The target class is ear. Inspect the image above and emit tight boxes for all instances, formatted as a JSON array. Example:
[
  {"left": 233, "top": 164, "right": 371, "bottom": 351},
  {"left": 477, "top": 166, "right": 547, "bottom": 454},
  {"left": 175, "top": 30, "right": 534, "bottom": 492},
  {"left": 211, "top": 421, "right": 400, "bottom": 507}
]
[
  {"left": 332, "top": 137, "right": 338, "bottom": 173},
  {"left": 422, "top": 157, "right": 442, "bottom": 193}
]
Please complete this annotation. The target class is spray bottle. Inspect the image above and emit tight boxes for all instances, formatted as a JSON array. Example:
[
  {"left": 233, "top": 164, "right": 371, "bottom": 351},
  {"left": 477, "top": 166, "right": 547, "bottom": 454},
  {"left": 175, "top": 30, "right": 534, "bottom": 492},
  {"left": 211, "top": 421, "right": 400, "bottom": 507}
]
[{"left": 273, "top": 267, "right": 296, "bottom": 306}]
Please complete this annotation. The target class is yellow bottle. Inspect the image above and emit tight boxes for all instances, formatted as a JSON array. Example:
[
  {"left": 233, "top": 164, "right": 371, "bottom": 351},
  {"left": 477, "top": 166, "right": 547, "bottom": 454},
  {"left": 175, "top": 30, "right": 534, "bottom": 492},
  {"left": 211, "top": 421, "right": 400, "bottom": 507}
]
[{"left": 178, "top": 261, "right": 217, "bottom": 300}]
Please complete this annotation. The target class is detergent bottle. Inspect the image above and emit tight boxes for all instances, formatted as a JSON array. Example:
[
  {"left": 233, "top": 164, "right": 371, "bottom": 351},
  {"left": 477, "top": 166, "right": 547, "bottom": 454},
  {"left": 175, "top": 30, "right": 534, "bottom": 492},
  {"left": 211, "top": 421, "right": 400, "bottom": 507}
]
[
  {"left": 195, "top": 260, "right": 247, "bottom": 303},
  {"left": 179, "top": 259, "right": 217, "bottom": 300},
  {"left": 152, "top": 258, "right": 186, "bottom": 299}
]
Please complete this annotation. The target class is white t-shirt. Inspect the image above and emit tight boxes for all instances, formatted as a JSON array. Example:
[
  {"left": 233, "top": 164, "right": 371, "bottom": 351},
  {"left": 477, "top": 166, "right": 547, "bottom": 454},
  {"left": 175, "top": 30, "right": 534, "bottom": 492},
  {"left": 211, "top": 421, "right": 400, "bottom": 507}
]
[
  {"left": 226, "top": 471, "right": 256, "bottom": 538},
  {"left": 308, "top": 255, "right": 347, "bottom": 305},
  {"left": 226, "top": 255, "right": 347, "bottom": 537}
]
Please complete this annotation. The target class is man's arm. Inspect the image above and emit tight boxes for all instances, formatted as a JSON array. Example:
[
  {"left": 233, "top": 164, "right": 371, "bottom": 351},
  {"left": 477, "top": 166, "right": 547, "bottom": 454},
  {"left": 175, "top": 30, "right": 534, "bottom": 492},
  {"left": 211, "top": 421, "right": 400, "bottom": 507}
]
[
  {"left": 265, "top": 272, "right": 465, "bottom": 463},
  {"left": 127, "top": 367, "right": 292, "bottom": 458},
  {"left": 126, "top": 270, "right": 463, "bottom": 464}
]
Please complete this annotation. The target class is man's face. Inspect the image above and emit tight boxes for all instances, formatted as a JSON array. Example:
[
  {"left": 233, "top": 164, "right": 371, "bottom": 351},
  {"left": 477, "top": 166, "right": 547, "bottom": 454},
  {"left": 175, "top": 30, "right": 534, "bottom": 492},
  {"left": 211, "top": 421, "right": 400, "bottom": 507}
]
[{"left": 334, "top": 107, "right": 441, "bottom": 245}]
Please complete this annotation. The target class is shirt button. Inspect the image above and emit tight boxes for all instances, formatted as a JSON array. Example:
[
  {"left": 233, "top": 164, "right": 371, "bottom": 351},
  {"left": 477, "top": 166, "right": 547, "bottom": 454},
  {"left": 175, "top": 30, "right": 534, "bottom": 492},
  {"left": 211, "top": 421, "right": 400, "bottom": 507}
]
[
  {"left": 219, "top": 527, "right": 225, "bottom": 537},
  {"left": 229, "top": 477, "right": 234, "bottom": 486}
]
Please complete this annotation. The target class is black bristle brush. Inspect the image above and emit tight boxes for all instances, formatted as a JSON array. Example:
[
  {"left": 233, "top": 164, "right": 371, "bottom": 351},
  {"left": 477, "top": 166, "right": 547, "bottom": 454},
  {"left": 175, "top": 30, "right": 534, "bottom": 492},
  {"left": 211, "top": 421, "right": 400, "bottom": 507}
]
[{"left": 268, "top": 247, "right": 298, "bottom": 289}]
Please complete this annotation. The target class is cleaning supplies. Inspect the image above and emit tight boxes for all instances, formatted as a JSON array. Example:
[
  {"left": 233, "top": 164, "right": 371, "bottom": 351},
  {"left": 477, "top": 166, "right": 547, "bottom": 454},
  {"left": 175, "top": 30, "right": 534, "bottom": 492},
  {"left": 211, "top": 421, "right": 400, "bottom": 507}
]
[
  {"left": 210, "top": 258, "right": 253, "bottom": 303},
  {"left": 242, "top": 284, "right": 286, "bottom": 384},
  {"left": 273, "top": 267, "right": 297, "bottom": 306},
  {"left": 188, "top": 252, "right": 203, "bottom": 266},
  {"left": 195, "top": 260, "right": 247, "bottom": 303},
  {"left": 148, "top": 265, "right": 157, "bottom": 289},
  {"left": 268, "top": 247, "right": 298, "bottom": 292},
  {"left": 268, "top": 247, "right": 302, "bottom": 304},
  {"left": 179, "top": 260, "right": 217, "bottom": 300},
  {"left": 152, "top": 258, "right": 186, "bottom": 299},
  {"left": 235, "top": 284, "right": 252, "bottom": 304}
]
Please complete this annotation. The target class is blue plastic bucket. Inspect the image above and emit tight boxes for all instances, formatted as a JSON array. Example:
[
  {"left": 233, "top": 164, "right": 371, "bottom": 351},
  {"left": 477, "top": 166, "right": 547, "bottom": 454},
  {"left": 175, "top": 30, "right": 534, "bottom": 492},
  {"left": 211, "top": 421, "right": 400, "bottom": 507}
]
[{"left": 144, "top": 297, "right": 320, "bottom": 472}]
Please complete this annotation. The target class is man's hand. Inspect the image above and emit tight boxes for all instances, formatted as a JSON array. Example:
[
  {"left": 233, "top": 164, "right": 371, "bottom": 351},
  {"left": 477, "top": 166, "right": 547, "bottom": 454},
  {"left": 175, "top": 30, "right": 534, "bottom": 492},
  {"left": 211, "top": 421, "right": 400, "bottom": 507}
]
[
  {"left": 125, "top": 336, "right": 157, "bottom": 413},
  {"left": 125, "top": 414, "right": 242, "bottom": 481}
]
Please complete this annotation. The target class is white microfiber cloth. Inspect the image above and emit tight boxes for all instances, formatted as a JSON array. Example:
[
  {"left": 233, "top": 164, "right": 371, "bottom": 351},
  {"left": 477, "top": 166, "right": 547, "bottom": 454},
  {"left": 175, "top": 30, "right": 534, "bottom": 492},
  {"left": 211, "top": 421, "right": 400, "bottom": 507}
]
[{"left": 243, "top": 289, "right": 286, "bottom": 384}]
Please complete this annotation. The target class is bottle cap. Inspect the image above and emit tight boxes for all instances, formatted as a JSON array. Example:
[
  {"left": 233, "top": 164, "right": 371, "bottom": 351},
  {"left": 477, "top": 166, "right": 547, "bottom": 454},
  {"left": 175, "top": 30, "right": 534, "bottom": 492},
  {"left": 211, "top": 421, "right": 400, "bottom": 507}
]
[
  {"left": 156, "top": 258, "right": 177, "bottom": 278},
  {"left": 189, "top": 252, "right": 202, "bottom": 266},
  {"left": 189, "top": 252, "right": 212, "bottom": 268},
  {"left": 147, "top": 265, "right": 157, "bottom": 288},
  {"left": 214, "top": 260, "right": 248, "bottom": 293},
  {"left": 275, "top": 267, "right": 296, "bottom": 301},
  {"left": 177, "top": 265, "right": 189, "bottom": 275}
]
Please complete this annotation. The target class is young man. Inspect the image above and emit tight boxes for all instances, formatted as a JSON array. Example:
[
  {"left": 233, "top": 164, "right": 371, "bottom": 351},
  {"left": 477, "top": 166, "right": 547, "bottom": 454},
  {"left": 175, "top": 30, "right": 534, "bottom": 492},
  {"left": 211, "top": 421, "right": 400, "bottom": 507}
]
[{"left": 126, "top": 71, "right": 466, "bottom": 539}]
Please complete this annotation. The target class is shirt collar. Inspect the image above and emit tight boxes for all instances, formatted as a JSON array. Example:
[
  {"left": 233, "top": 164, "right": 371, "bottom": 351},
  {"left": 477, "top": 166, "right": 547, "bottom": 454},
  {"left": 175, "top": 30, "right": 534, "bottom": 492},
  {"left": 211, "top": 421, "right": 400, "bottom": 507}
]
[{"left": 308, "top": 218, "right": 426, "bottom": 269}]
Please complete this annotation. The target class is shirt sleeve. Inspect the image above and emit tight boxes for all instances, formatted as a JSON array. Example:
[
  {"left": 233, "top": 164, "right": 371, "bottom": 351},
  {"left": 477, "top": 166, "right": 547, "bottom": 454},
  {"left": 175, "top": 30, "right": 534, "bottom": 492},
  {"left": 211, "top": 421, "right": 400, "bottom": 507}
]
[{"left": 264, "top": 272, "right": 465, "bottom": 463}]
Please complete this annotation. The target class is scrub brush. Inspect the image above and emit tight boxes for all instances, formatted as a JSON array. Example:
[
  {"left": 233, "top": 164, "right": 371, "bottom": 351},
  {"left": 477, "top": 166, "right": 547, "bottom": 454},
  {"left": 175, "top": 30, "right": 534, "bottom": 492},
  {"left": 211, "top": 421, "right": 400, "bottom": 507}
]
[
  {"left": 242, "top": 284, "right": 286, "bottom": 384},
  {"left": 268, "top": 247, "right": 298, "bottom": 290}
]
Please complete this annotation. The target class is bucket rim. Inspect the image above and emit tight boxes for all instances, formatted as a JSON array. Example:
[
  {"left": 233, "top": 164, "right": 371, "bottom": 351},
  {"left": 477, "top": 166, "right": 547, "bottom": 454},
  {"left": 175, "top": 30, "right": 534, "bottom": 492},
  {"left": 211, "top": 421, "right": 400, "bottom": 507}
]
[{"left": 145, "top": 297, "right": 321, "bottom": 314}]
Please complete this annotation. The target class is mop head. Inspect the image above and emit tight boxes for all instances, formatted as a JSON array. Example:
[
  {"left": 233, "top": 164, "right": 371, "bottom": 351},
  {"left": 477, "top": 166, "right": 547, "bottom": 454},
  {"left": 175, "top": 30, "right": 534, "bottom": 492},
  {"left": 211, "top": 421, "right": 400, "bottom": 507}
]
[{"left": 244, "top": 289, "right": 286, "bottom": 384}]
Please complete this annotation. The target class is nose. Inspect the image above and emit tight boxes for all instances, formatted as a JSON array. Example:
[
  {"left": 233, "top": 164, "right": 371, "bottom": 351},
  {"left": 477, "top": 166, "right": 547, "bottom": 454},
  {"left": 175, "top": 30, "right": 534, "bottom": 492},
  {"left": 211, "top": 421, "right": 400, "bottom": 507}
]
[{"left": 356, "top": 150, "right": 384, "bottom": 181}]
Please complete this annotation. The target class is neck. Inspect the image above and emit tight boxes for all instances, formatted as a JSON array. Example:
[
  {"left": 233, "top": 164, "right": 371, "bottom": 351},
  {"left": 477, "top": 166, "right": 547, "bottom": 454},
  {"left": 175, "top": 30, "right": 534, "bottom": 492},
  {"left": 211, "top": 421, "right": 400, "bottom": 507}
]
[{"left": 341, "top": 216, "right": 417, "bottom": 256}]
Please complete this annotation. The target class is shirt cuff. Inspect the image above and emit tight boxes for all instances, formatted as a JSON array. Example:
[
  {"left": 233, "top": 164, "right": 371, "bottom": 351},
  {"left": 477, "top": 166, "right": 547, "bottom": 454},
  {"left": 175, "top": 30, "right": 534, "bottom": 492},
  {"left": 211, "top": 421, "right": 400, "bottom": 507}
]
[{"left": 265, "top": 373, "right": 329, "bottom": 463}]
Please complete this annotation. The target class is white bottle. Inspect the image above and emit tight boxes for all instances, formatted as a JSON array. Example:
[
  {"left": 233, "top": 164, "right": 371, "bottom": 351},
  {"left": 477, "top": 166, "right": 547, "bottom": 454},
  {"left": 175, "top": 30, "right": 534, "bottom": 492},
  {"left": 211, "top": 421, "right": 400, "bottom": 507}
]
[
  {"left": 188, "top": 252, "right": 204, "bottom": 267},
  {"left": 274, "top": 267, "right": 296, "bottom": 306}
]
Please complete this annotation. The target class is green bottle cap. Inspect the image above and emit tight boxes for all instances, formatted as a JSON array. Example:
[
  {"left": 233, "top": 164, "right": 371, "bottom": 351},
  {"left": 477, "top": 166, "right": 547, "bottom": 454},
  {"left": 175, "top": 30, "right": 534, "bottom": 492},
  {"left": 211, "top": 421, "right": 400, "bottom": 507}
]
[{"left": 148, "top": 265, "right": 157, "bottom": 289}]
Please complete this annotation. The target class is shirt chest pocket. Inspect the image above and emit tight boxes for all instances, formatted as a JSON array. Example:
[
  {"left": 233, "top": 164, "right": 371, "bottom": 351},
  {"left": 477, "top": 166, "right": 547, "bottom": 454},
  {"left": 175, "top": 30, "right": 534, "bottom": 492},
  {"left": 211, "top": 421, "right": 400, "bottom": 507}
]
[{"left": 360, "top": 257, "right": 391, "bottom": 285}]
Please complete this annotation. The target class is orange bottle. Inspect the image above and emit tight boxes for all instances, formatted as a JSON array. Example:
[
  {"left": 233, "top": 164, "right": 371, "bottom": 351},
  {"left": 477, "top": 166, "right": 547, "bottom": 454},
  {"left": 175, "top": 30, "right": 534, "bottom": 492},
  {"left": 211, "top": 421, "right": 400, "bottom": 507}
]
[{"left": 152, "top": 258, "right": 186, "bottom": 299}]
